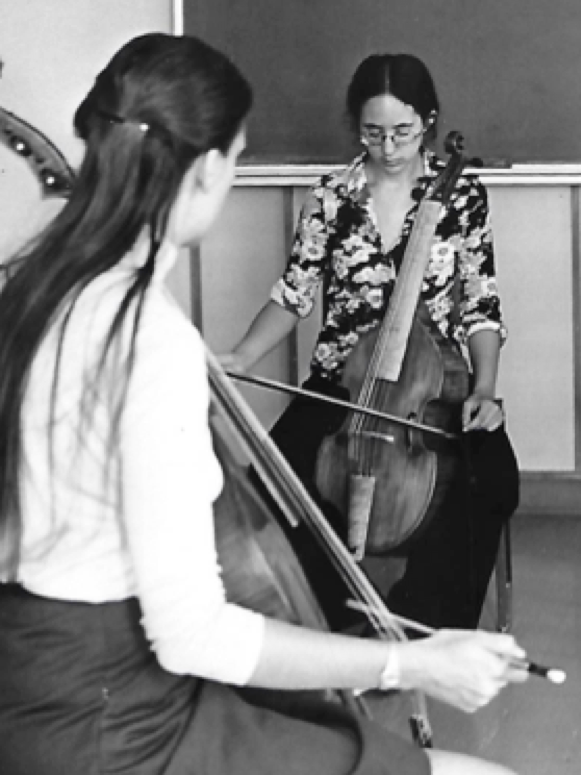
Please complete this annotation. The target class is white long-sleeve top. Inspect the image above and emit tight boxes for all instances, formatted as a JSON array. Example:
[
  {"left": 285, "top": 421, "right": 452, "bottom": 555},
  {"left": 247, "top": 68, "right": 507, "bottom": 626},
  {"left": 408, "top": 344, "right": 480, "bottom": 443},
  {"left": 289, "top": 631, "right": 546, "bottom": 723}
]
[{"left": 12, "top": 242, "right": 265, "bottom": 685}]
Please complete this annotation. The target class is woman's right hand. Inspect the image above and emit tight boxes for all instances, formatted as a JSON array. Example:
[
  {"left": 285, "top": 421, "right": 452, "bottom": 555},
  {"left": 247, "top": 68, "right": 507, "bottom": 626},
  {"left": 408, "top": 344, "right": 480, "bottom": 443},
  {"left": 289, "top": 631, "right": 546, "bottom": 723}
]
[
  {"left": 216, "top": 300, "right": 300, "bottom": 378},
  {"left": 399, "top": 629, "right": 529, "bottom": 713}
]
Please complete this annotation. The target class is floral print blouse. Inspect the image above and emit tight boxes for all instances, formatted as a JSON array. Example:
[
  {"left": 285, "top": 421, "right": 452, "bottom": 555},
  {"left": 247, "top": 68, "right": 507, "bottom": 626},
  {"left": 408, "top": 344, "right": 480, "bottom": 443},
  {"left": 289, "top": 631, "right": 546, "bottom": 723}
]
[{"left": 271, "top": 150, "right": 506, "bottom": 384}]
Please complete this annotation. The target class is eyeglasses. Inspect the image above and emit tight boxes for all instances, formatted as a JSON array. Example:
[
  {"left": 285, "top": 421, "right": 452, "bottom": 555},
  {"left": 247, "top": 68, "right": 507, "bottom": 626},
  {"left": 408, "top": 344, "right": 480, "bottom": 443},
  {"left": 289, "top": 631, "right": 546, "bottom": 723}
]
[{"left": 360, "top": 123, "right": 425, "bottom": 148}]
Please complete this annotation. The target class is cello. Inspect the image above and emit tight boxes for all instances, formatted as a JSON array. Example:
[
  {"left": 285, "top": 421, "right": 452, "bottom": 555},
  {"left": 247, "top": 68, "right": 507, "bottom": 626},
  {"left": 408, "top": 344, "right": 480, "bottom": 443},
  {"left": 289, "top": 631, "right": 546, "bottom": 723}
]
[
  {"left": 314, "top": 132, "right": 471, "bottom": 558},
  {"left": 207, "top": 349, "right": 434, "bottom": 748}
]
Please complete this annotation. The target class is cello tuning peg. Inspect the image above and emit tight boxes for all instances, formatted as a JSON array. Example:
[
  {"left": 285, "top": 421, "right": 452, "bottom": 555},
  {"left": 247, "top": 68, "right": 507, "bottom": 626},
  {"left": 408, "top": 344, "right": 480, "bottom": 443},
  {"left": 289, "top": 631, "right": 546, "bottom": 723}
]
[
  {"left": 443, "top": 131, "right": 465, "bottom": 155},
  {"left": 412, "top": 176, "right": 430, "bottom": 202}
]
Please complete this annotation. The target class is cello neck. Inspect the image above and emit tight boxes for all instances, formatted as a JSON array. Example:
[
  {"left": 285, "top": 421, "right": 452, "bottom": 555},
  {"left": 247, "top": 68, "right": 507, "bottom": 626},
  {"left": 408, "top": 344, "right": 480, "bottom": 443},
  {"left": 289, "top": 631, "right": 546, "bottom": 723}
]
[
  {"left": 373, "top": 199, "right": 442, "bottom": 383},
  {"left": 363, "top": 133, "right": 470, "bottom": 388}
]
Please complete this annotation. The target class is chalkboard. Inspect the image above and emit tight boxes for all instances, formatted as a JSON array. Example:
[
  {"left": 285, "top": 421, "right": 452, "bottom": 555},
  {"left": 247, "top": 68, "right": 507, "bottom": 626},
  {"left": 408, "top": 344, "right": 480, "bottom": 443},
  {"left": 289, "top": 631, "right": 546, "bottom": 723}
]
[{"left": 185, "top": 0, "right": 581, "bottom": 165}]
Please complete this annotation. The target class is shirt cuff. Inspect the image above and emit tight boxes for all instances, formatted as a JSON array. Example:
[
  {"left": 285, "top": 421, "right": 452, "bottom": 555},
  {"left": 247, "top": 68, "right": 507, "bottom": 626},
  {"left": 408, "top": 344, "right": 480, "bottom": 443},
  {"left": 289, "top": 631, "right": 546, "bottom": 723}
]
[
  {"left": 271, "top": 279, "right": 314, "bottom": 318},
  {"left": 465, "top": 319, "right": 507, "bottom": 345}
]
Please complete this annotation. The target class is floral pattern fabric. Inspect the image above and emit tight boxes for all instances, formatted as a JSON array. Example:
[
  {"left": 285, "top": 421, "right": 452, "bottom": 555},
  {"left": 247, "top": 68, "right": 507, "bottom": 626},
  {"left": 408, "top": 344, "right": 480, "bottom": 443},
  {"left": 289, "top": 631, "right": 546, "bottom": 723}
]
[{"left": 271, "top": 150, "right": 506, "bottom": 383}]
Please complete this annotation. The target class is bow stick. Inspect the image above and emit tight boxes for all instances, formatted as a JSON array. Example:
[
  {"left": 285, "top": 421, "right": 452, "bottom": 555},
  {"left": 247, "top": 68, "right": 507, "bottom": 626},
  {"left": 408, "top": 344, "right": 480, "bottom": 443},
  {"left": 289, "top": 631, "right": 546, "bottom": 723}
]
[
  {"left": 227, "top": 370, "right": 458, "bottom": 441},
  {"left": 345, "top": 600, "right": 567, "bottom": 686}
]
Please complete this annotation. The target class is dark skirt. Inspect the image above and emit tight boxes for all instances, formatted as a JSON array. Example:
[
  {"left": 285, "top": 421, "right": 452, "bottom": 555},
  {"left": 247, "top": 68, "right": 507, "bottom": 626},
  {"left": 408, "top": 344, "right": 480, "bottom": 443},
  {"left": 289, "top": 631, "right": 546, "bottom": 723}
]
[{"left": 0, "top": 584, "right": 430, "bottom": 775}]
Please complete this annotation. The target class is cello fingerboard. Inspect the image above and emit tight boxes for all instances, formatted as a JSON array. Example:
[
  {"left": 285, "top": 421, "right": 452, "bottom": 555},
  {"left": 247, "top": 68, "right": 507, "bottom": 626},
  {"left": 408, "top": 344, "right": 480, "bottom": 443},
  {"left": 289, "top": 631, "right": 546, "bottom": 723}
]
[{"left": 376, "top": 200, "right": 442, "bottom": 382}]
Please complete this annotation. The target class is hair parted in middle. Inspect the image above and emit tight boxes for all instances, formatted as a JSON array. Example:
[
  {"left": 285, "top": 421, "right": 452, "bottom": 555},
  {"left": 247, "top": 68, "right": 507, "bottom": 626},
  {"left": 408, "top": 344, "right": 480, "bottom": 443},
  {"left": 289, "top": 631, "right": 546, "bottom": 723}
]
[{"left": 346, "top": 53, "right": 439, "bottom": 141}]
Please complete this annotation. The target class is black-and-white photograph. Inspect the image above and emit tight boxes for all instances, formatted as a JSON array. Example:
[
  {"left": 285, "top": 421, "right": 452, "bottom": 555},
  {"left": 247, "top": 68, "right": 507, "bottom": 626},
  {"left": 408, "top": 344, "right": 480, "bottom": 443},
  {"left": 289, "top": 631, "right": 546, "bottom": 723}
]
[{"left": 0, "top": 2, "right": 579, "bottom": 774}]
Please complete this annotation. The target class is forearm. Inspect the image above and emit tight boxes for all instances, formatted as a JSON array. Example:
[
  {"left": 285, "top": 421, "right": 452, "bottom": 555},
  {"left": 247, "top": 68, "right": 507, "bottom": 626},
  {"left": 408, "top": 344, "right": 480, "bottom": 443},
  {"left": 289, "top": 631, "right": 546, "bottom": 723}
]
[
  {"left": 233, "top": 300, "right": 299, "bottom": 371},
  {"left": 248, "top": 618, "right": 393, "bottom": 692},
  {"left": 248, "top": 620, "right": 529, "bottom": 716},
  {"left": 467, "top": 329, "right": 501, "bottom": 398}
]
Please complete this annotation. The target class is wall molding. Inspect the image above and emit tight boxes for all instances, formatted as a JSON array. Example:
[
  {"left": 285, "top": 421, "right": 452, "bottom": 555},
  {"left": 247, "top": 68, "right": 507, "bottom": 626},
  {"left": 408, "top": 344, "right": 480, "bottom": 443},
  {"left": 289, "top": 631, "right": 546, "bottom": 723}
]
[{"left": 235, "top": 164, "right": 581, "bottom": 188}]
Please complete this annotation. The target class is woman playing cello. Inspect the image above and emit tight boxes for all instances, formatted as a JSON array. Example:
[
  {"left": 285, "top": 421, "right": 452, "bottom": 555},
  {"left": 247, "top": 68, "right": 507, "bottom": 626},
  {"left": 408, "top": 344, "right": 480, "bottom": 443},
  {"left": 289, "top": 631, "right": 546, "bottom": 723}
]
[
  {"left": 0, "top": 35, "right": 525, "bottom": 775},
  {"left": 223, "top": 53, "right": 519, "bottom": 632}
]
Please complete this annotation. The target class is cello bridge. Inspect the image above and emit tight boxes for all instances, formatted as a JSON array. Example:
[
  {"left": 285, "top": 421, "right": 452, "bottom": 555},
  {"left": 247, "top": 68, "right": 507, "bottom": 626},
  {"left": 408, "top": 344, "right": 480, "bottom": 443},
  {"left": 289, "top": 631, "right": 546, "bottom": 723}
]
[{"left": 360, "top": 430, "right": 395, "bottom": 444}]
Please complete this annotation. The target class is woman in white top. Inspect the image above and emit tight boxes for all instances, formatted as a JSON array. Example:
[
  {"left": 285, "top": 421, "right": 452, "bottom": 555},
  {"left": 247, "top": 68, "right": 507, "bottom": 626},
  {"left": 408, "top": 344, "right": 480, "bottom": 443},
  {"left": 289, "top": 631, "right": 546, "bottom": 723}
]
[{"left": 0, "top": 32, "right": 527, "bottom": 775}]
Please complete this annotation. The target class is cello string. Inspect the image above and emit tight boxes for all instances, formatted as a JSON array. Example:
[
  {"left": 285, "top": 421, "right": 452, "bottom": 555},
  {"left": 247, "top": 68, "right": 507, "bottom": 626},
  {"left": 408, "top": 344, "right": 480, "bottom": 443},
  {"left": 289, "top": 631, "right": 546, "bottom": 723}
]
[{"left": 352, "top": 329, "right": 386, "bottom": 436}]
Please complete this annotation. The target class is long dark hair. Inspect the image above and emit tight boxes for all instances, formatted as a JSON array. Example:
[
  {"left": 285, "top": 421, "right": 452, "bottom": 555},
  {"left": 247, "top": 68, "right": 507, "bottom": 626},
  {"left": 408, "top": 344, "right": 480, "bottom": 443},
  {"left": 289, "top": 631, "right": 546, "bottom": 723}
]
[
  {"left": 0, "top": 33, "right": 252, "bottom": 573},
  {"left": 346, "top": 53, "right": 440, "bottom": 141}
]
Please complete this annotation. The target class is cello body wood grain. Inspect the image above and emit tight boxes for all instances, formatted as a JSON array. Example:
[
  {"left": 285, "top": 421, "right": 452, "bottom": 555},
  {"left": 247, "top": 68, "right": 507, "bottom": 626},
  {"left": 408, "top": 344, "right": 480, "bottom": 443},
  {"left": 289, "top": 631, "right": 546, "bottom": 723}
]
[{"left": 315, "top": 303, "right": 468, "bottom": 554}]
